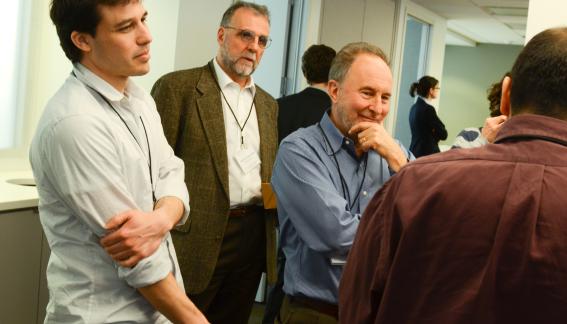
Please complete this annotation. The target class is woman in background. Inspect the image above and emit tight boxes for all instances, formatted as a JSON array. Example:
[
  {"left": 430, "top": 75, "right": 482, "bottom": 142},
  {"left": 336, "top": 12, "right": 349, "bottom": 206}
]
[{"left": 408, "top": 76, "right": 448, "bottom": 157}]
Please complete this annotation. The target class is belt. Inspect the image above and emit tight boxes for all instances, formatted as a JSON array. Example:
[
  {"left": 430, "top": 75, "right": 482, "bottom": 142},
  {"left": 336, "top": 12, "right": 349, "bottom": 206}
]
[
  {"left": 228, "top": 205, "right": 262, "bottom": 217},
  {"left": 288, "top": 295, "right": 338, "bottom": 319}
]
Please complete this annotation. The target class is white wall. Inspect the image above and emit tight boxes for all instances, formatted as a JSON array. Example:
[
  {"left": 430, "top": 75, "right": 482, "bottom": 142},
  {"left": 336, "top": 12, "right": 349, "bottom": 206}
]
[
  {"left": 0, "top": 0, "right": 180, "bottom": 171},
  {"left": 319, "top": 0, "right": 396, "bottom": 58},
  {"left": 526, "top": 0, "right": 567, "bottom": 43},
  {"left": 134, "top": 0, "right": 180, "bottom": 91},
  {"left": 438, "top": 44, "right": 522, "bottom": 147},
  {"left": 174, "top": 1, "right": 232, "bottom": 70}
]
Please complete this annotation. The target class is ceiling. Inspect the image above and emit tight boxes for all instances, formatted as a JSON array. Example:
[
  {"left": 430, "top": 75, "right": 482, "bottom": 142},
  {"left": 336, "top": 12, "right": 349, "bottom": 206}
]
[{"left": 412, "top": 0, "right": 529, "bottom": 46}]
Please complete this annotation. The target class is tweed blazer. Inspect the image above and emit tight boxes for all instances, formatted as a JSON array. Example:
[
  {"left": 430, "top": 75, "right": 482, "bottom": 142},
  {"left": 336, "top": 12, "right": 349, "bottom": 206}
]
[{"left": 151, "top": 61, "right": 278, "bottom": 294}]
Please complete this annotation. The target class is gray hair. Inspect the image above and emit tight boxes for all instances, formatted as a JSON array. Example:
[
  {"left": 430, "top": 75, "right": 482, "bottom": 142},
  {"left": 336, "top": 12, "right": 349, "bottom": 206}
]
[
  {"left": 220, "top": 1, "right": 270, "bottom": 26},
  {"left": 329, "top": 42, "right": 389, "bottom": 83}
]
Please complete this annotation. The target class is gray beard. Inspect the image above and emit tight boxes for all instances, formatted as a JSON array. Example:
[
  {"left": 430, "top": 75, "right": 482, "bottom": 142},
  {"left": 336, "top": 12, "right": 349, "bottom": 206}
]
[{"left": 220, "top": 47, "right": 255, "bottom": 78}]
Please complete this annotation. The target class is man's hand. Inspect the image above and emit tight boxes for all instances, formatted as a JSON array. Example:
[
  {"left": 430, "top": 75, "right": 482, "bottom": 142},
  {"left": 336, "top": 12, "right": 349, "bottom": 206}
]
[
  {"left": 101, "top": 197, "right": 184, "bottom": 268},
  {"left": 101, "top": 209, "right": 170, "bottom": 267},
  {"left": 481, "top": 115, "right": 508, "bottom": 143},
  {"left": 348, "top": 121, "right": 408, "bottom": 172}
]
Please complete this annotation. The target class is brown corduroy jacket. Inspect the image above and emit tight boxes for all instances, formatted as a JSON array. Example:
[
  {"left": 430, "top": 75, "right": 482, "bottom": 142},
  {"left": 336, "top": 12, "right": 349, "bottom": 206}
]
[{"left": 151, "top": 61, "right": 278, "bottom": 294}]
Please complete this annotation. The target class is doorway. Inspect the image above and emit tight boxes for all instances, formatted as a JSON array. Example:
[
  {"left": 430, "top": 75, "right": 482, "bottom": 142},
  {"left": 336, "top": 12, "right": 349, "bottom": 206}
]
[{"left": 394, "top": 15, "right": 432, "bottom": 148}]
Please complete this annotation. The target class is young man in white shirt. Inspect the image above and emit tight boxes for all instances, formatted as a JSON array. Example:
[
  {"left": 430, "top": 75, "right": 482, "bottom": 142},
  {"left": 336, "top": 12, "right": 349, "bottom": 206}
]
[{"left": 30, "top": 0, "right": 207, "bottom": 322}]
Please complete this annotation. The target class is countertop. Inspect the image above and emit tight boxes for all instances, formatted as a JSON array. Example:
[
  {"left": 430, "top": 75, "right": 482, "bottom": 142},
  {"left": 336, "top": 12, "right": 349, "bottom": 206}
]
[{"left": 0, "top": 171, "right": 39, "bottom": 212}]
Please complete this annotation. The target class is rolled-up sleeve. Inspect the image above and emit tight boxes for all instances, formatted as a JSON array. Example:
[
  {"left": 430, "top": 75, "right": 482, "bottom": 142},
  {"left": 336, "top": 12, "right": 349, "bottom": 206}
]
[
  {"left": 118, "top": 238, "right": 174, "bottom": 288},
  {"left": 147, "top": 95, "right": 190, "bottom": 226},
  {"left": 43, "top": 114, "right": 173, "bottom": 287}
]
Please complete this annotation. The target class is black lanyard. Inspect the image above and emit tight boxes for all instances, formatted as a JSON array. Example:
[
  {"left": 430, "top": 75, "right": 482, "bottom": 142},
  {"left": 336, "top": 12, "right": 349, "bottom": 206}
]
[
  {"left": 208, "top": 64, "right": 256, "bottom": 148},
  {"left": 73, "top": 72, "right": 156, "bottom": 204},
  {"left": 318, "top": 123, "right": 368, "bottom": 211}
]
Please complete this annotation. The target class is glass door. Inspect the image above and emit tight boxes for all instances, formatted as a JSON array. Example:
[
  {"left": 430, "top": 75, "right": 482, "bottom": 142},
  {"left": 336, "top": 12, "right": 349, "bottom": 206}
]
[{"left": 394, "top": 15, "right": 431, "bottom": 148}]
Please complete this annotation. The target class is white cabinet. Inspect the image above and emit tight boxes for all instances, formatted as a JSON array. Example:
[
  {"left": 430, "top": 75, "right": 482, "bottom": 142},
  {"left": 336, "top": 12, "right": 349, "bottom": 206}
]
[{"left": 0, "top": 208, "right": 49, "bottom": 324}]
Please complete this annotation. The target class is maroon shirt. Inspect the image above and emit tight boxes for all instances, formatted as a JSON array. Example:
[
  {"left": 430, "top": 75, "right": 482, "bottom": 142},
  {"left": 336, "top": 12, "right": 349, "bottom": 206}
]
[{"left": 339, "top": 114, "right": 567, "bottom": 324}]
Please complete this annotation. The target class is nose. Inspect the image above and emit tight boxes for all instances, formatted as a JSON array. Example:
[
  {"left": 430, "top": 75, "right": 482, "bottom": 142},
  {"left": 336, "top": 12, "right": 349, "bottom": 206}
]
[
  {"left": 246, "top": 37, "right": 262, "bottom": 52},
  {"left": 138, "top": 22, "right": 152, "bottom": 46},
  {"left": 368, "top": 97, "right": 383, "bottom": 116}
]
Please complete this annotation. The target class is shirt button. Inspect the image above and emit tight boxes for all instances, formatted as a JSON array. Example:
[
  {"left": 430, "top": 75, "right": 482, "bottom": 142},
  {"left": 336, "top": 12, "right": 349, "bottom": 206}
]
[
  {"left": 362, "top": 191, "right": 368, "bottom": 196},
  {"left": 345, "top": 140, "right": 350, "bottom": 145}
]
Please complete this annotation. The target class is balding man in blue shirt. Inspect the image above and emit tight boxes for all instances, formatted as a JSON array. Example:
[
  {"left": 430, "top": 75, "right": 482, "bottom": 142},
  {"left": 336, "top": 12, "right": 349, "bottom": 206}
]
[{"left": 271, "top": 42, "right": 413, "bottom": 324}]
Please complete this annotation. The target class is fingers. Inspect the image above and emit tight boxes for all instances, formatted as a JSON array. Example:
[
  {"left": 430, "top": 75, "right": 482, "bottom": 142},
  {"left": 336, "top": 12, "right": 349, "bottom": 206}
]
[
  {"left": 100, "top": 228, "right": 127, "bottom": 247},
  {"left": 348, "top": 121, "right": 376, "bottom": 136},
  {"left": 495, "top": 115, "right": 508, "bottom": 124},
  {"left": 105, "top": 211, "right": 132, "bottom": 230},
  {"left": 109, "top": 248, "right": 135, "bottom": 262},
  {"left": 104, "top": 237, "right": 162, "bottom": 267},
  {"left": 118, "top": 255, "right": 143, "bottom": 268},
  {"left": 103, "top": 238, "right": 133, "bottom": 255}
]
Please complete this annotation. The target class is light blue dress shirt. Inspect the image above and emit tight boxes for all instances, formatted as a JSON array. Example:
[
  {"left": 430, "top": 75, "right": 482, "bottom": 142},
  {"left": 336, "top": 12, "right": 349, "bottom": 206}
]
[
  {"left": 271, "top": 112, "right": 413, "bottom": 304},
  {"left": 30, "top": 64, "right": 189, "bottom": 323}
]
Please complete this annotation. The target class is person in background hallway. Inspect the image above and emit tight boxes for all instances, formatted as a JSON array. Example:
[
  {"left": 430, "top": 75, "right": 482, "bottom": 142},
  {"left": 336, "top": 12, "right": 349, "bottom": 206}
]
[
  {"left": 30, "top": 0, "right": 207, "bottom": 322},
  {"left": 272, "top": 42, "right": 413, "bottom": 324},
  {"left": 452, "top": 72, "right": 510, "bottom": 149},
  {"left": 340, "top": 27, "right": 567, "bottom": 324},
  {"left": 277, "top": 44, "right": 336, "bottom": 142},
  {"left": 262, "top": 43, "right": 336, "bottom": 324},
  {"left": 150, "top": 2, "right": 278, "bottom": 324},
  {"left": 408, "top": 75, "right": 447, "bottom": 157}
]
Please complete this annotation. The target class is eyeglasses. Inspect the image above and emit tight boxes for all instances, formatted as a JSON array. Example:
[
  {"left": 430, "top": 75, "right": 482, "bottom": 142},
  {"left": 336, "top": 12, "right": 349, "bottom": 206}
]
[{"left": 223, "top": 26, "right": 272, "bottom": 49}]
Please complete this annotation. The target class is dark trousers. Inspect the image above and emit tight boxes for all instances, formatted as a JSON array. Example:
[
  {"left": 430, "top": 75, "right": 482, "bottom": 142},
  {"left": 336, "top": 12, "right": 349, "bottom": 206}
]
[
  {"left": 276, "top": 295, "right": 338, "bottom": 324},
  {"left": 262, "top": 247, "right": 286, "bottom": 323},
  {"left": 189, "top": 210, "right": 266, "bottom": 324}
]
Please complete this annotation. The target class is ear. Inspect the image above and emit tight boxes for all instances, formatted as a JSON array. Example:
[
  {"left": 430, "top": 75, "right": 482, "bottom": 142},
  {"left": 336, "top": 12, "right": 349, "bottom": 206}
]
[
  {"left": 428, "top": 87, "right": 435, "bottom": 98},
  {"left": 500, "top": 76, "right": 512, "bottom": 116},
  {"left": 327, "top": 80, "right": 339, "bottom": 104},
  {"left": 70, "top": 31, "right": 92, "bottom": 53},
  {"left": 217, "top": 27, "right": 225, "bottom": 46}
]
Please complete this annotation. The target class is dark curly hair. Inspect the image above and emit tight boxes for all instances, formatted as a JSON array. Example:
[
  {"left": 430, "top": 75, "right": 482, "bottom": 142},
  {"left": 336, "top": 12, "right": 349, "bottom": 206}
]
[
  {"left": 50, "top": 0, "right": 135, "bottom": 63},
  {"left": 301, "top": 44, "right": 336, "bottom": 85},
  {"left": 486, "top": 72, "right": 510, "bottom": 117}
]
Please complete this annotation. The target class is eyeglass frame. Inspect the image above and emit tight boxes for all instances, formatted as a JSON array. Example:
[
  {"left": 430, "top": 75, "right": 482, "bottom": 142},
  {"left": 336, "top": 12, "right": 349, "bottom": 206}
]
[{"left": 222, "top": 25, "right": 272, "bottom": 49}]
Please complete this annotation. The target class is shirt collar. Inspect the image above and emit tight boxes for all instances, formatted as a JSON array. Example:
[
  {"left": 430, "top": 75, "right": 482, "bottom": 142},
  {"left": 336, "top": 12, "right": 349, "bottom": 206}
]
[
  {"left": 73, "top": 63, "right": 144, "bottom": 103},
  {"left": 212, "top": 57, "right": 256, "bottom": 95},
  {"left": 495, "top": 114, "right": 567, "bottom": 146},
  {"left": 319, "top": 111, "right": 357, "bottom": 156},
  {"left": 418, "top": 95, "right": 434, "bottom": 106}
]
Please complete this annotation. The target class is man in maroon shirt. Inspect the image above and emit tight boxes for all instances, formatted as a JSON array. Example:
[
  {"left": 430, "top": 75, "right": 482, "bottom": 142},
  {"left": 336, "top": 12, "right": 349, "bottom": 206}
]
[{"left": 339, "top": 27, "right": 567, "bottom": 324}]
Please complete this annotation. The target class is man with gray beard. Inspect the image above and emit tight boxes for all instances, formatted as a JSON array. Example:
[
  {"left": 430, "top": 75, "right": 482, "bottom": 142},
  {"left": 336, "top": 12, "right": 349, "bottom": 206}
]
[{"left": 150, "top": 2, "right": 278, "bottom": 324}]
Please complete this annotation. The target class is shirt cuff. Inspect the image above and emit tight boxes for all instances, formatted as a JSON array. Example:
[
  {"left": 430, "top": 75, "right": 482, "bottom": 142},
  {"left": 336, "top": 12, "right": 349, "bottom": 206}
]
[
  {"left": 155, "top": 185, "right": 190, "bottom": 226},
  {"left": 117, "top": 237, "right": 173, "bottom": 288}
]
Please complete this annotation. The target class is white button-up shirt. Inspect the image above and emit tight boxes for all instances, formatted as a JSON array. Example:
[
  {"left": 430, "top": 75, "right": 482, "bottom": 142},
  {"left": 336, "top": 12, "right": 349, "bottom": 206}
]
[
  {"left": 212, "top": 59, "right": 262, "bottom": 207},
  {"left": 30, "top": 64, "right": 189, "bottom": 323}
]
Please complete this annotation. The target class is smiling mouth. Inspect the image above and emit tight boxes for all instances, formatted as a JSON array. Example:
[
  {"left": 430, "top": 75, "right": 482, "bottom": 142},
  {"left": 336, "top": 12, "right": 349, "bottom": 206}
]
[
  {"left": 359, "top": 116, "right": 378, "bottom": 123},
  {"left": 135, "top": 50, "right": 150, "bottom": 59}
]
